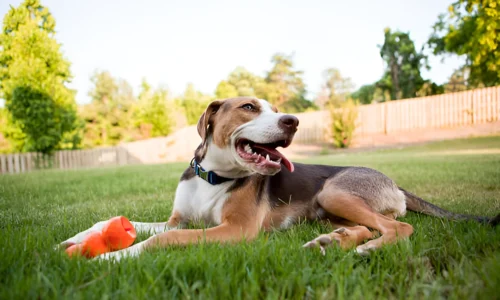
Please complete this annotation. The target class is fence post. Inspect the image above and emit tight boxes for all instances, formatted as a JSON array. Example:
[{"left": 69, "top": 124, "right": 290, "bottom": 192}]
[
  {"left": 58, "top": 151, "right": 62, "bottom": 170},
  {"left": 470, "top": 90, "right": 475, "bottom": 125},
  {"left": 0, "top": 155, "right": 6, "bottom": 174},
  {"left": 7, "top": 154, "right": 13, "bottom": 174},
  {"left": 26, "top": 152, "right": 31, "bottom": 172},
  {"left": 77, "top": 149, "right": 81, "bottom": 168},
  {"left": 13, "top": 154, "right": 20, "bottom": 174},
  {"left": 384, "top": 102, "right": 389, "bottom": 134},
  {"left": 20, "top": 154, "right": 25, "bottom": 173}
]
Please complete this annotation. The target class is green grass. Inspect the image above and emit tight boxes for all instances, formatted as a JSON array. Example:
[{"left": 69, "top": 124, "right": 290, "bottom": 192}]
[{"left": 1, "top": 136, "right": 500, "bottom": 299}]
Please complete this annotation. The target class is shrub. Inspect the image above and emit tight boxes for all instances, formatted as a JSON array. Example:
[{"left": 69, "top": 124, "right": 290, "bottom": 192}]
[{"left": 328, "top": 98, "right": 358, "bottom": 148}]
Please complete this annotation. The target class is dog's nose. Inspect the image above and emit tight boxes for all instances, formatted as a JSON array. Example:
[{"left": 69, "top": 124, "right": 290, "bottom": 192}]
[{"left": 279, "top": 115, "right": 299, "bottom": 132}]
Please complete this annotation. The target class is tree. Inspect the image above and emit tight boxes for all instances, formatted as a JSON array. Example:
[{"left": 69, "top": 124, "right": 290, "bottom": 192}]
[
  {"left": 444, "top": 68, "right": 469, "bottom": 93},
  {"left": 215, "top": 80, "right": 238, "bottom": 99},
  {"left": 116, "top": 79, "right": 136, "bottom": 106},
  {"left": 377, "top": 28, "right": 428, "bottom": 100},
  {"left": 133, "top": 79, "right": 173, "bottom": 138},
  {"left": 0, "top": 108, "right": 22, "bottom": 153},
  {"left": 82, "top": 70, "right": 136, "bottom": 147},
  {"left": 264, "top": 53, "right": 315, "bottom": 112},
  {"left": 214, "top": 67, "right": 266, "bottom": 99},
  {"left": 328, "top": 98, "right": 358, "bottom": 149},
  {"left": 318, "top": 68, "right": 354, "bottom": 108},
  {"left": 416, "top": 81, "right": 445, "bottom": 97},
  {"left": 351, "top": 84, "right": 376, "bottom": 105},
  {"left": 318, "top": 68, "right": 358, "bottom": 148},
  {"left": 428, "top": 0, "right": 500, "bottom": 87},
  {"left": 89, "top": 70, "right": 118, "bottom": 107},
  {"left": 228, "top": 67, "right": 266, "bottom": 97},
  {"left": 8, "top": 86, "right": 78, "bottom": 153},
  {"left": 0, "top": 0, "right": 80, "bottom": 153},
  {"left": 214, "top": 55, "right": 316, "bottom": 113},
  {"left": 178, "top": 83, "right": 212, "bottom": 125}
]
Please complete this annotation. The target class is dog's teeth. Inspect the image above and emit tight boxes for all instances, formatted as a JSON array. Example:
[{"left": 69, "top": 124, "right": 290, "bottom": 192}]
[
  {"left": 266, "top": 154, "right": 270, "bottom": 161},
  {"left": 277, "top": 158, "right": 282, "bottom": 163},
  {"left": 244, "top": 144, "right": 252, "bottom": 154}
]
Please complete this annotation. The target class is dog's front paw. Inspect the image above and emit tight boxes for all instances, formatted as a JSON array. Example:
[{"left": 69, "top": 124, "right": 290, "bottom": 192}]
[
  {"left": 55, "top": 221, "right": 108, "bottom": 252},
  {"left": 94, "top": 251, "right": 123, "bottom": 262},
  {"left": 94, "top": 242, "right": 145, "bottom": 262},
  {"left": 54, "top": 240, "right": 77, "bottom": 252}
]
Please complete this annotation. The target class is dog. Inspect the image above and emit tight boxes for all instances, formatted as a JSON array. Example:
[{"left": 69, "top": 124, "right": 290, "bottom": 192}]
[{"left": 58, "top": 97, "right": 500, "bottom": 260}]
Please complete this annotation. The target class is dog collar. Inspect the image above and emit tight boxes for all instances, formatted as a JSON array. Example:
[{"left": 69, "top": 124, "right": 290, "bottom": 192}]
[{"left": 190, "top": 158, "right": 234, "bottom": 185}]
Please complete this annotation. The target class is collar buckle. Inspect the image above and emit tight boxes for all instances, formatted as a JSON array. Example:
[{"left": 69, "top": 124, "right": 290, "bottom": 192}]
[{"left": 190, "top": 158, "right": 233, "bottom": 185}]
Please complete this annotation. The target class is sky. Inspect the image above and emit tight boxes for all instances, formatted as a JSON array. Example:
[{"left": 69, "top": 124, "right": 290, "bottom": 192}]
[{"left": 1, "top": 0, "right": 464, "bottom": 105}]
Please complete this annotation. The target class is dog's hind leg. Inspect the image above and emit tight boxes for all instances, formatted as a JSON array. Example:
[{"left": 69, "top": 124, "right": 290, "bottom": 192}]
[
  {"left": 303, "top": 224, "right": 376, "bottom": 255},
  {"left": 304, "top": 209, "right": 404, "bottom": 253},
  {"left": 308, "top": 188, "right": 413, "bottom": 255}
]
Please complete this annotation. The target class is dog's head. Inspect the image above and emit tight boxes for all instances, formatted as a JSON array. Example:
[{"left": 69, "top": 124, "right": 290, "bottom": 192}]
[{"left": 195, "top": 97, "right": 299, "bottom": 177}]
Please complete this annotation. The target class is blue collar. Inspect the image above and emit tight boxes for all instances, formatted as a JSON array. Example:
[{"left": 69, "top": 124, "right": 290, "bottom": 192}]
[{"left": 190, "top": 158, "right": 234, "bottom": 185}]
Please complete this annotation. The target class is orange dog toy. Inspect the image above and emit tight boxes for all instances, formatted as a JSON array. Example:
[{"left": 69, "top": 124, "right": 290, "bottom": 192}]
[{"left": 66, "top": 216, "right": 137, "bottom": 258}]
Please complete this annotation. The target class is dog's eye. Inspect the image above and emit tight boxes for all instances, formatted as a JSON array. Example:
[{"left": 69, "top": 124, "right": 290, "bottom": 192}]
[{"left": 241, "top": 104, "right": 255, "bottom": 111}]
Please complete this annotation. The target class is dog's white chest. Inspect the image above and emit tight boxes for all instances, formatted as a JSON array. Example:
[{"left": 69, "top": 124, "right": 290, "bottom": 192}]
[{"left": 172, "top": 177, "right": 231, "bottom": 225}]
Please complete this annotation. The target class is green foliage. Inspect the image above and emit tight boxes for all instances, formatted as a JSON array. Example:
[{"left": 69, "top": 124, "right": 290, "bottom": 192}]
[
  {"left": 214, "top": 80, "right": 238, "bottom": 99},
  {"left": 0, "top": 0, "right": 80, "bottom": 154},
  {"left": 134, "top": 80, "right": 173, "bottom": 138},
  {"left": 318, "top": 68, "right": 355, "bottom": 108},
  {"left": 444, "top": 68, "right": 469, "bottom": 93},
  {"left": 328, "top": 98, "right": 358, "bottom": 148},
  {"left": 416, "top": 81, "right": 445, "bottom": 97},
  {"left": 7, "top": 86, "right": 77, "bottom": 153},
  {"left": 428, "top": 0, "right": 500, "bottom": 87},
  {"left": 377, "top": 28, "right": 429, "bottom": 100},
  {"left": 83, "top": 72, "right": 176, "bottom": 148},
  {"left": 215, "top": 55, "right": 317, "bottom": 113},
  {"left": 350, "top": 84, "right": 377, "bottom": 105},
  {"left": 264, "top": 53, "right": 316, "bottom": 112},
  {"left": 178, "top": 83, "right": 212, "bottom": 125},
  {"left": 88, "top": 70, "right": 119, "bottom": 106},
  {"left": 351, "top": 27, "right": 446, "bottom": 104},
  {"left": 214, "top": 67, "right": 265, "bottom": 99},
  {"left": 0, "top": 107, "right": 26, "bottom": 153},
  {"left": 0, "top": 108, "right": 18, "bottom": 153},
  {"left": 82, "top": 70, "right": 137, "bottom": 147}
]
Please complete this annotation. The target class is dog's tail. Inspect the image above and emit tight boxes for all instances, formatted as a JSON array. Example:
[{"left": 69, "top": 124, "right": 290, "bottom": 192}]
[{"left": 399, "top": 187, "right": 500, "bottom": 226}]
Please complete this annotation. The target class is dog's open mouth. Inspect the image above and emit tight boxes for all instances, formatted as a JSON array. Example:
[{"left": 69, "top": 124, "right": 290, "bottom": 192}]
[{"left": 236, "top": 139, "right": 294, "bottom": 172}]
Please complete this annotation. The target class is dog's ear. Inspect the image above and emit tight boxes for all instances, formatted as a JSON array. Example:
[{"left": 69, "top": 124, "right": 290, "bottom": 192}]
[{"left": 197, "top": 100, "right": 223, "bottom": 145}]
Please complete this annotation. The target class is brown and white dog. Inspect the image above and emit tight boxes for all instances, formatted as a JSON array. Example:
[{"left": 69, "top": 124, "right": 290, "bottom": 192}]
[{"left": 58, "top": 97, "right": 499, "bottom": 261}]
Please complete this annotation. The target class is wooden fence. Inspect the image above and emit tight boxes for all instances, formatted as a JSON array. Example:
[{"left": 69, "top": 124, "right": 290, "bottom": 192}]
[
  {"left": 1, "top": 86, "right": 499, "bottom": 174},
  {"left": 0, "top": 147, "right": 131, "bottom": 174},
  {"left": 357, "top": 86, "right": 499, "bottom": 134},
  {"left": 293, "top": 86, "right": 500, "bottom": 143}
]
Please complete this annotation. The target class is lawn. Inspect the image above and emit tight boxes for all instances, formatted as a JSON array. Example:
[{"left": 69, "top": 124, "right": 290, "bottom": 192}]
[{"left": 1, "top": 135, "right": 500, "bottom": 299}]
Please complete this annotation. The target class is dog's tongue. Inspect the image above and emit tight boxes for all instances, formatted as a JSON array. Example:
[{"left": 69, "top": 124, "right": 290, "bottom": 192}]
[{"left": 252, "top": 144, "right": 294, "bottom": 172}]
